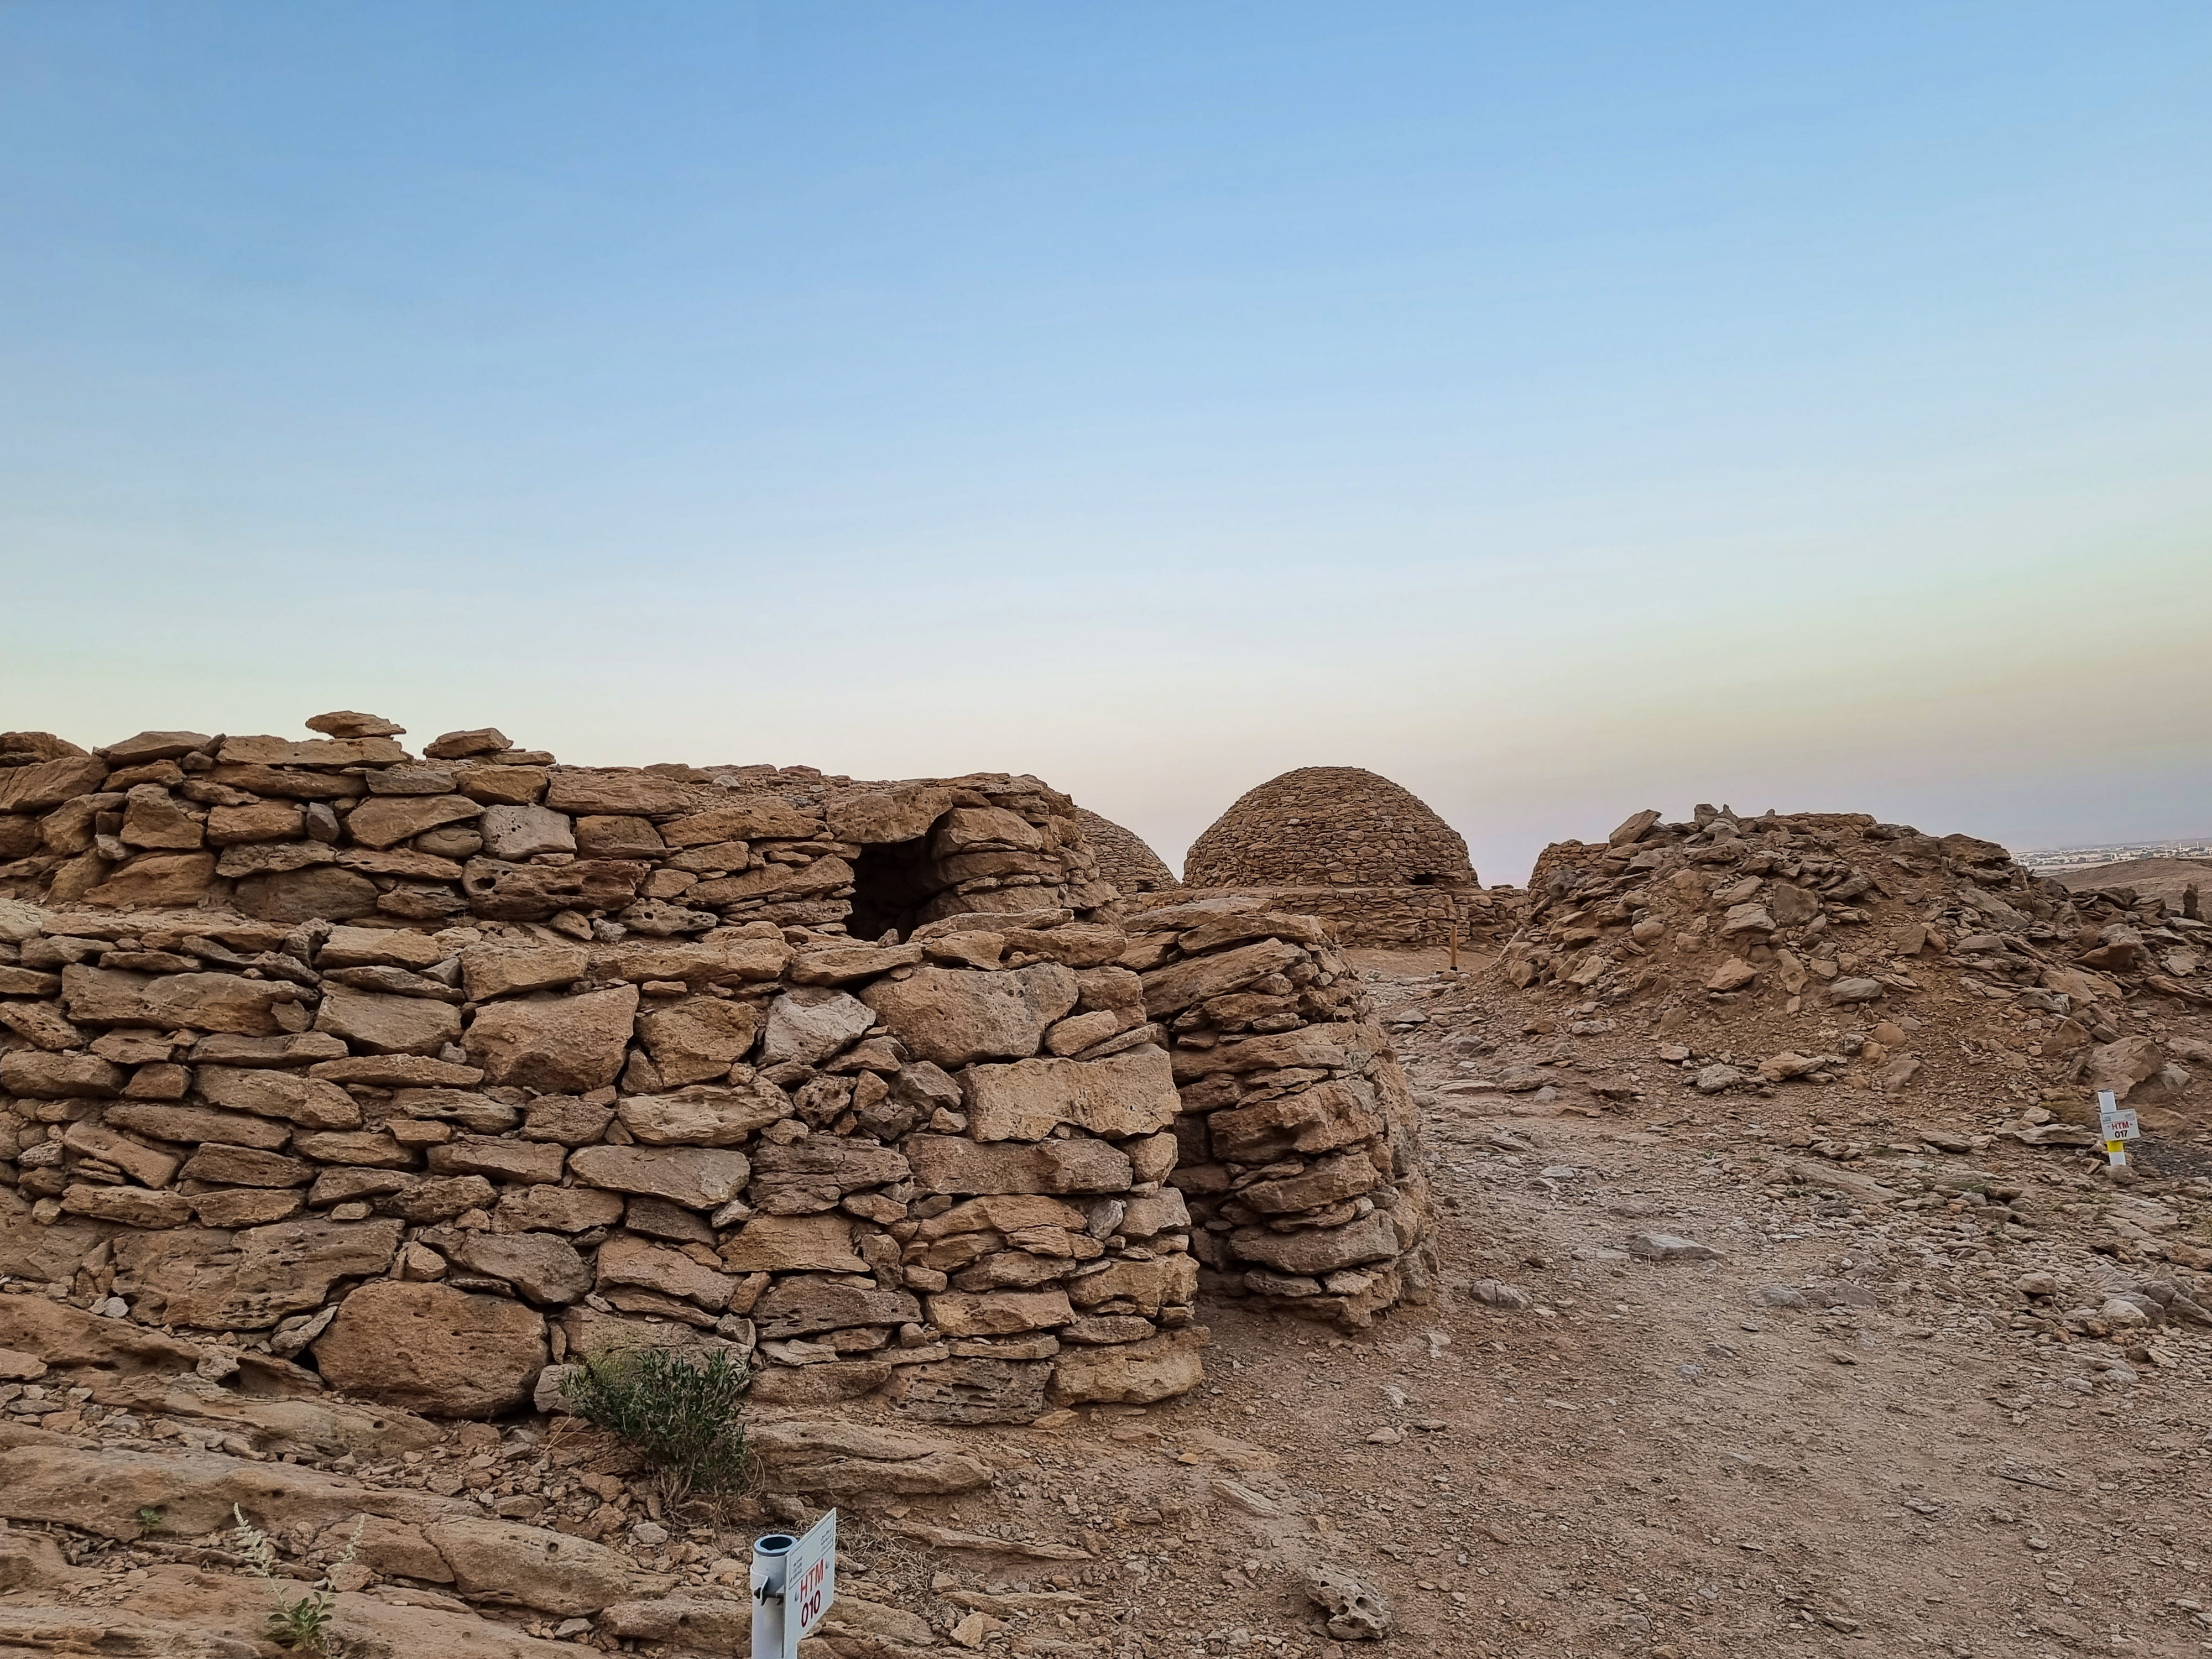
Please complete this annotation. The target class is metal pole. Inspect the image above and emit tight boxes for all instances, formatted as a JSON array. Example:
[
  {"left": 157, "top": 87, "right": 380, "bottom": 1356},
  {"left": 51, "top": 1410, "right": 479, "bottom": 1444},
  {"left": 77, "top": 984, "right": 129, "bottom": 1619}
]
[{"left": 751, "top": 1532, "right": 795, "bottom": 1659}]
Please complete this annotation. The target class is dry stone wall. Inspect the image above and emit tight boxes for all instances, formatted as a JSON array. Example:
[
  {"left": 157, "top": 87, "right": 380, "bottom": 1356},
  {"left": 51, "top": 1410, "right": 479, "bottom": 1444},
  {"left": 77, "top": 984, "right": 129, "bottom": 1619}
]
[
  {"left": 1123, "top": 894, "right": 1437, "bottom": 1328},
  {"left": 1135, "top": 883, "right": 1517, "bottom": 950},
  {"left": 0, "top": 717, "right": 1220, "bottom": 1424}
]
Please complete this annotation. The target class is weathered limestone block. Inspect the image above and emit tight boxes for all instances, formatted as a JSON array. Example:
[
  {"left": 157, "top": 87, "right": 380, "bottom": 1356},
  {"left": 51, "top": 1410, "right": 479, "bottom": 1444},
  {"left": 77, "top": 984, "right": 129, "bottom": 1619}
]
[
  {"left": 962, "top": 1045, "right": 1180, "bottom": 1142},
  {"left": 315, "top": 987, "right": 464, "bottom": 1056},
  {"left": 60, "top": 1185, "right": 194, "bottom": 1229},
  {"left": 394, "top": 1089, "right": 521, "bottom": 1133},
  {"left": 466, "top": 985, "right": 640, "bottom": 1091},
  {"left": 588, "top": 937, "right": 792, "bottom": 985},
  {"left": 595, "top": 1233, "right": 735, "bottom": 1311},
  {"left": 179, "top": 1145, "right": 312, "bottom": 1187},
  {"left": 80, "top": 852, "right": 220, "bottom": 909},
  {"left": 477, "top": 804, "right": 575, "bottom": 860},
  {"left": 196, "top": 1067, "right": 362, "bottom": 1130},
  {"left": 494, "top": 1185, "right": 626, "bottom": 1234},
  {"left": 0, "top": 755, "right": 109, "bottom": 811},
  {"left": 459, "top": 943, "right": 587, "bottom": 1000},
  {"left": 64, "top": 965, "right": 304, "bottom": 1036},
  {"left": 1138, "top": 938, "right": 1309, "bottom": 1020},
  {"left": 1184, "top": 1016, "right": 1379, "bottom": 1076},
  {"left": 312, "top": 1281, "right": 547, "bottom": 1417},
  {"left": 749, "top": 1140, "right": 910, "bottom": 1202},
  {"left": 754, "top": 1276, "right": 920, "bottom": 1339},
  {"left": 757, "top": 989, "right": 874, "bottom": 1067},
  {"left": 431, "top": 1229, "right": 592, "bottom": 1305},
  {"left": 886, "top": 1357, "right": 1050, "bottom": 1425},
  {"left": 567, "top": 1144, "right": 752, "bottom": 1208},
  {"left": 748, "top": 1418, "right": 992, "bottom": 1498},
  {"left": 234, "top": 866, "right": 382, "bottom": 921},
  {"left": 928, "top": 1290, "right": 1073, "bottom": 1336},
  {"left": 904, "top": 1135, "right": 1133, "bottom": 1196},
  {"left": 1207, "top": 1078, "right": 1384, "bottom": 1162},
  {"left": 1067, "top": 1255, "right": 1197, "bottom": 1314},
  {"left": 637, "top": 997, "right": 758, "bottom": 1086},
  {"left": 425, "top": 1137, "right": 566, "bottom": 1186},
  {"left": 462, "top": 858, "right": 646, "bottom": 921},
  {"left": 193, "top": 1189, "right": 306, "bottom": 1228},
  {"left": 718, "top": 1214, "right": 868, "bottom": 1274},
  {"left": 1229, "top": 1208, "right": 1400, "bottom": 1276},
  {"left": 1237, "top": 1149, "right": 1383, "bottom": 1213},
  {"left": 119, "top": 787, "right": 203, "bottom": 850},
  {"left": 104, "top": 1103, "right": 293, "bottom": 1151},
  {"left": 346, "top": 794, "right": 482, "bottom": 850},
  {"left": 614, "top": 1083, "right": 785, "bottom": 1146},
  {"left": 861, "top": 965, "right": 1079, "bottom": 1068},
  {"left": 1051, "top": 1329, "right": 1208, "bottom": 1405},
  {"left": 205, "top": 801, "right": 305, "bottom": 846},
  {"left": 116, "top": 1218, "right": 404, "bottom": 1329},
  {"left": 0, "top": 1050, "right": 124, "bottom": 1098}
]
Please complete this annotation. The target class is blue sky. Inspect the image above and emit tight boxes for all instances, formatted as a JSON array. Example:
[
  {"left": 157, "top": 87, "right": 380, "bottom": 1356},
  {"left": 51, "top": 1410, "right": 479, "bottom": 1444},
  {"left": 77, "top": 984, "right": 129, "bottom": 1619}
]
[{"left": 3, "top": 3, "right": 2208, "bottom": 882}]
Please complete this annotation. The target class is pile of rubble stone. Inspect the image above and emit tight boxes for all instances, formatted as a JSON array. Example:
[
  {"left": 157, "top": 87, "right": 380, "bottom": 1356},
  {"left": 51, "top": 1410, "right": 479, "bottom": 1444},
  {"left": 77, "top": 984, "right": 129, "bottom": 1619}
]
[{"left": 1494, "top": 805, "right": 2211, "bottom": 1123}]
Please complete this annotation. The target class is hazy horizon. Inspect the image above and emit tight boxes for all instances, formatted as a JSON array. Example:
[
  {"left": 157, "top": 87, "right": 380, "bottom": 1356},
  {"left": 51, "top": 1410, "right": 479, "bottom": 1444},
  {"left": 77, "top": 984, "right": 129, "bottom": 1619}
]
[{"left": 4, "top": 4, "right": 2208, "bottom": 886}]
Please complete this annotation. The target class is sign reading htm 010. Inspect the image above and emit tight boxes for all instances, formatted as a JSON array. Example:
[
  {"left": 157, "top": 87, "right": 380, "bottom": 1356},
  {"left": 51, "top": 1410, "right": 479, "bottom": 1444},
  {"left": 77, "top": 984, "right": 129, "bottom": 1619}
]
[{"left": 784, "top": 1509, "right": 837, "bottom": 1656}]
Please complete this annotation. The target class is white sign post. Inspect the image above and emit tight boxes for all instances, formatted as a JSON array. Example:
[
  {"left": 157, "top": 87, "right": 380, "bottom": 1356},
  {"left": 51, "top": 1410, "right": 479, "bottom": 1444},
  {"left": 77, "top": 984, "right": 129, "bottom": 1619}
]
[
  {"left": 750, "top": 1511, "right": 838, "bottom": 1659},
  {"left": 782, "top": 1509, "right": 837, "bottom": 1657},
  {"left": 2098, "top": 1089, "right": 2138, "bottom": 1170}
]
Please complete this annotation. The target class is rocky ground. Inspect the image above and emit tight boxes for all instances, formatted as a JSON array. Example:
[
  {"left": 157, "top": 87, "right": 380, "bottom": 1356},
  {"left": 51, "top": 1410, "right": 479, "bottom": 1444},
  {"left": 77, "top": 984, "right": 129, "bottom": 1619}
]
[{"left": 12, "top": 946, "right": 2212, "bottom": 1658}]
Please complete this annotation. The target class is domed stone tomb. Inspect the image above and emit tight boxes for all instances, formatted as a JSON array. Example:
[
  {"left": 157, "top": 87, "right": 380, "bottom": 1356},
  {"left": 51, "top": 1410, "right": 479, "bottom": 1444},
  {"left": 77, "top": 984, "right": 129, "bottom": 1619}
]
[
  {"left": 1074, "top": 807, "right": 1177, "bottom": 897},
  {"left": 1183, "top": 766, "right": 1477, "bottom": 890}
]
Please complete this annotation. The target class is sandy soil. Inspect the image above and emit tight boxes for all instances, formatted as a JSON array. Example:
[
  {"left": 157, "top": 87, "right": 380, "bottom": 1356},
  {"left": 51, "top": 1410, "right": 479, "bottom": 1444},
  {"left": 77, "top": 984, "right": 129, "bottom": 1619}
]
[{"left": 831, "top": 952, "right": 2212, "bottom": 1658}]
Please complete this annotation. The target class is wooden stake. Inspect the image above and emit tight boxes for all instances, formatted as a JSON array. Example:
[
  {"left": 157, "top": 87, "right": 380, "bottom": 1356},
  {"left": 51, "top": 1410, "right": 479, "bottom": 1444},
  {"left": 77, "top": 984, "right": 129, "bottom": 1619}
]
[{"left": 1448, "top": 920, "right": 1460, "bottom": 972}]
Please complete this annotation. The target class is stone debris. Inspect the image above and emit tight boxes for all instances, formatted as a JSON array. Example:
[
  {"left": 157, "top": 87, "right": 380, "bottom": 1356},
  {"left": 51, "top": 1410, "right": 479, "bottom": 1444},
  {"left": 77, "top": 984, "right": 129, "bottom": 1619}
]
[
  {"left": 1302, "top": 1560, "right": 1391, "bottom": 1639},
  {"left": 1494, "top": 805, "right": 2211, "bottom": 1129}
]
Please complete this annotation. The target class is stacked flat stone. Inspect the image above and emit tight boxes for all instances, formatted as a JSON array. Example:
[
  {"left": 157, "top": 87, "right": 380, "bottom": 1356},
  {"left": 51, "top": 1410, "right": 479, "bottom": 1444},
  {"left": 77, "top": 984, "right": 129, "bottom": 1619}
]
[
  {"left": 1135, "top": 884, "right": 1517, "bottom": 951},
  {"left": 0, "top": 717, "right": 1209, "bottom": 1424},
  {"left": 0, "top": 724, "right": 1118, "bottom": 932},
  {"left": 1128, "top": 894, "right": 1436, "bottom": 1329},
  {"left": 1073, "top": 808, "right": 1177, "bottom": 898}
]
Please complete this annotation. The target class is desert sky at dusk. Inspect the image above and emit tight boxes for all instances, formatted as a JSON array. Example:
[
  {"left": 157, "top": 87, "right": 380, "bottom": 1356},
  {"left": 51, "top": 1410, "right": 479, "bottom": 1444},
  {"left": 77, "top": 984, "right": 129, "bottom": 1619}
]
[{"left": 3, "top": 3, "right": 2207, "bottom": 883}]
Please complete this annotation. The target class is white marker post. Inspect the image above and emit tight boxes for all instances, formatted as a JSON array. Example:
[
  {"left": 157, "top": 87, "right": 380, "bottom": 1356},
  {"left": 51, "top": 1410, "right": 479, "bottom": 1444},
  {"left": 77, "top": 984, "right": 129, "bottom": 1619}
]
[
  {"left": 781, "top": 1509, "right": 838, "bottom": 1657},
  {"left": 2098, "top": 1089, "right": 2138, "bottom": 1171},
  {"left": 752, "top": 1512, "right": 837, "bottom": 1658},
  {"left": 750, "top": 1530, "right": 794, "bottom": 1659}
]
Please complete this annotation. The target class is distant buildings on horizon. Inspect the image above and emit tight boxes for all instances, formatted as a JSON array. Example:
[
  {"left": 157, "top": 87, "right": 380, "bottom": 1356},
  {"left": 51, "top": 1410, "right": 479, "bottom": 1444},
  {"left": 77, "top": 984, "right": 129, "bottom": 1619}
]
[{"left": 2015, "top": 838, "right": 2212, "bottom": 870}]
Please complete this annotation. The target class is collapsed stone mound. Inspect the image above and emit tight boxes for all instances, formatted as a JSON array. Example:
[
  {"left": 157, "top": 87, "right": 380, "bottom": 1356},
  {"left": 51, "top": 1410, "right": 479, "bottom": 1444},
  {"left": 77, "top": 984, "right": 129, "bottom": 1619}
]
[
  {"left": 1500, "top": 805, "right": 2212, "bottom": 1120},
  {"left": 0, "top": 714, "right": 1441, "bottom": 1432},
  {"left": 1175, "top": 766, "right": 1497, "bottom": 948},
  {"left": 1073, "top": 807, "right": 1177, "bottom": 897}
]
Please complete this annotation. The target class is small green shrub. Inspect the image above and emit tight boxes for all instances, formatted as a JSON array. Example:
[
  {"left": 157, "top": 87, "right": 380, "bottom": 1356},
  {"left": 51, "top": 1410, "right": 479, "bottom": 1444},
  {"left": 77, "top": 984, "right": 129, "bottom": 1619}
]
[
  {"left": 134, "top": 1506, "right": 164, "bottom": 1535},
  {"left": 561, "top": 1346, "right": 754, "bottom": 1505},
  {"left": 230, "top": 1505, "right": 363, "bottom": 1653}
]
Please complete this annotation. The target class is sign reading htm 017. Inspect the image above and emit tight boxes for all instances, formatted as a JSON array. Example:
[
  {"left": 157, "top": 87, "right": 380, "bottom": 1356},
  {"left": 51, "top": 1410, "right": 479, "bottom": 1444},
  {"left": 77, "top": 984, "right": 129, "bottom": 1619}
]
[{"left": 784, "top": 1509, "right": 837, "bottom": 1656}]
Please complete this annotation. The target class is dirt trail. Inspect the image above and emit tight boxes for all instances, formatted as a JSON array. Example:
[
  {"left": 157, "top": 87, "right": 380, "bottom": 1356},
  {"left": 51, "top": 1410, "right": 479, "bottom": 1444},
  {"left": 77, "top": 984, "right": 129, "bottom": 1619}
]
[{"left": 897, "top": 952, "right": 2212, "bottom": 1657}]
